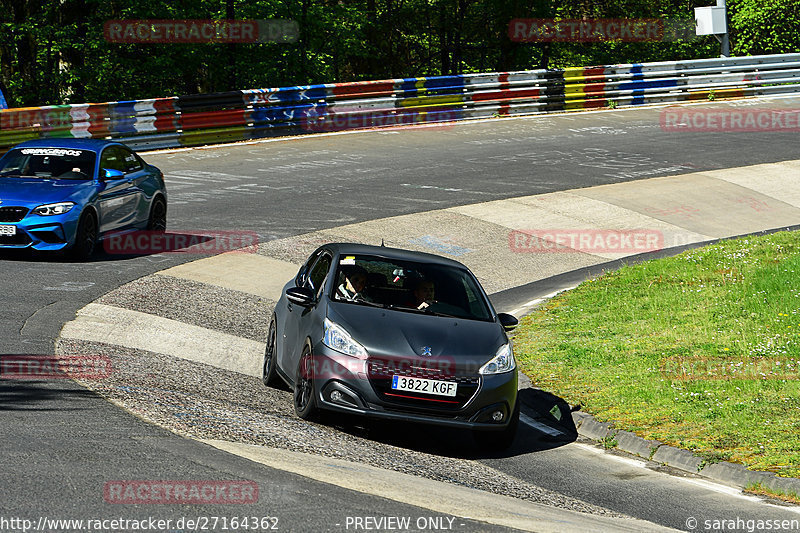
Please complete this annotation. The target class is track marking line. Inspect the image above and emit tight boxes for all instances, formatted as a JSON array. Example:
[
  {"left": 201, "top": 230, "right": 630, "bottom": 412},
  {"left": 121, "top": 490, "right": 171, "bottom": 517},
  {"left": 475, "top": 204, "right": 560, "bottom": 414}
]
[
  {"left": 573, "top": 444, "right": 648, "bottom": 469},
  {"left": 675, "top": 477, "right": 764, "bottom": 502},
  {"left": 765, "top": 503, "right": 800, "bottom": 514}
]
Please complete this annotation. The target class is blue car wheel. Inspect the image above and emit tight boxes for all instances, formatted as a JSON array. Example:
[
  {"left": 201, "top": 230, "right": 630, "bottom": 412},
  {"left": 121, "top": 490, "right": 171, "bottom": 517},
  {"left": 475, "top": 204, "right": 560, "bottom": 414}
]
[
  {"left": 69, "top": 210, "right": 97, "bottom": 260},
  {"left": 147, "top": 197, "right": 167, "bottom": 232}
]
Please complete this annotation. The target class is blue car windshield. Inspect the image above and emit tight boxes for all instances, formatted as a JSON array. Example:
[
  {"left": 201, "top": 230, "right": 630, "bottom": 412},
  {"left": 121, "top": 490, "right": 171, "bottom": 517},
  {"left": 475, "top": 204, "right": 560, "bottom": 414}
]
[
  {"left": 332, "top": 254, "right": 494, "bottom": 321},
  {"left": 0, "top": 148, "right": 96, "bottom": 180}
]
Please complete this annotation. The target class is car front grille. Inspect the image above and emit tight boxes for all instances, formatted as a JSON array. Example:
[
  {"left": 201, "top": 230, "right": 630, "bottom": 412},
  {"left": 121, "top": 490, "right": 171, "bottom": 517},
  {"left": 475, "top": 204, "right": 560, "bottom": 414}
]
[
  {"left": 0, "top": 207, "right": 28, "bottom": 223},
  {"left": 367, "top": 357, "right": 480, "bottom": 411}
]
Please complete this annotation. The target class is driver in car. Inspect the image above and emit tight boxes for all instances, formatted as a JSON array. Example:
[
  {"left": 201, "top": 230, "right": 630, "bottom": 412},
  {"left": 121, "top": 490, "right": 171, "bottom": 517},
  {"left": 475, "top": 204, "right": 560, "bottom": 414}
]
[{"left": 336, "top": 266, "right": 370, "bottom": 301}]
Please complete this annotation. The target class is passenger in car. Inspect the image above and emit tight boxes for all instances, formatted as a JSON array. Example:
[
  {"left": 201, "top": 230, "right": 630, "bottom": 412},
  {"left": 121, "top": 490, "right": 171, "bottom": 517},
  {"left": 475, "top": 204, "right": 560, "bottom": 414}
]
[{"left": 406, "top": 278, "right": 436, "bottom": 309}]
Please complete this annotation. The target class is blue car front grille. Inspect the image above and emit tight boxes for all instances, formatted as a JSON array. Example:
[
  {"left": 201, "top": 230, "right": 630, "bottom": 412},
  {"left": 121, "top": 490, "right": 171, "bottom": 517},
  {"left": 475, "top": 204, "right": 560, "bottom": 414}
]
[{"left": 0, "top": 207, "right": 28, "bottom": 223}]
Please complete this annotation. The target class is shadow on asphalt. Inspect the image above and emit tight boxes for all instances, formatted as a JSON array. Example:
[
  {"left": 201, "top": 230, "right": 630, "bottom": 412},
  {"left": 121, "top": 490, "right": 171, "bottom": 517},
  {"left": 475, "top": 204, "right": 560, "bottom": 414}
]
[
  {"left": 0, "top": 379, "right": 99, "bottom": 411},
  {"left": 318, "top": 387, "right": 578, "bottom": 460}
]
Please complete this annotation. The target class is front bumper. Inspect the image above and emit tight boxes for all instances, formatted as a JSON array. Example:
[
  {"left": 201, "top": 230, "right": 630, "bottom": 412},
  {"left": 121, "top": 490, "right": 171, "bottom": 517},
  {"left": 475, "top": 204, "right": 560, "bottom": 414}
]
[
  {"left": 0, "top": 208, "right": 80, "bottom": 251},
  {"left": 309, "top": 343, "right": 518, "bottom": 430}
]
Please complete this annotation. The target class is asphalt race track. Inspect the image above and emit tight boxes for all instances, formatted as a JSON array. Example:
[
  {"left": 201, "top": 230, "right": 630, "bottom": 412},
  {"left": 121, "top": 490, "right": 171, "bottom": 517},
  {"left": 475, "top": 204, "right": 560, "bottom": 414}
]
[{"left": 3, "top": 97, "right": 800, "bottom": 532}]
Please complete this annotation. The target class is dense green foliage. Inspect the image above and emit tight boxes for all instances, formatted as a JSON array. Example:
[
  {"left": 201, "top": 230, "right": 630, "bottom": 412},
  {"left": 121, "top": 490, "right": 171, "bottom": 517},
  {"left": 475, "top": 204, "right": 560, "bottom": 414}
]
[
  {"left": 729, "top": 0, "right": 800, "bottom": 56},
  {"left": 0, "top": 0, "right": 793, "bottom": 107}
]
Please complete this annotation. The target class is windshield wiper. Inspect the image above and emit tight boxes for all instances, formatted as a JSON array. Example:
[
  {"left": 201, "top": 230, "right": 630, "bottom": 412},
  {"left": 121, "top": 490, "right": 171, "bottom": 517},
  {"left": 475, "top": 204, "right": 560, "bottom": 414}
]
[
  {"left": 353, "top": 298, "right": 384, "bottom": 308},
  {"left": 425, "top": 310, "right": 462, "bottom": 319},
  {"left": 388, "top": 302, "right": 465, "bottom": 319},
  {"left": 335, "top": 297, "right": 385, "bottom": 308},
  {"left": 386, "top": 304, "right": 427, "bottom": 314}
]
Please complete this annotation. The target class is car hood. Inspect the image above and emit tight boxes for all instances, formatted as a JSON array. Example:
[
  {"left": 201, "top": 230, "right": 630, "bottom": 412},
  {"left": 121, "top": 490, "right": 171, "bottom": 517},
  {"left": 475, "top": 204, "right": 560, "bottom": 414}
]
[
  {"left": 0, "top": 177, "right": 94, "bottom": 206},
  {"left": 327, "top": 301, "right": 506, "bottom": 366}
]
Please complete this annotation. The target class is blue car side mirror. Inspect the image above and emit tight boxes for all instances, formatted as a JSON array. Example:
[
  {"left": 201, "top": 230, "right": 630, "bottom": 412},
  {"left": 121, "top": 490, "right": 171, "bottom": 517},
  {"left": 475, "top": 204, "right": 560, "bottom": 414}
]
[{"left": 103, "top": 168, "right": 125, "bottom": 180}]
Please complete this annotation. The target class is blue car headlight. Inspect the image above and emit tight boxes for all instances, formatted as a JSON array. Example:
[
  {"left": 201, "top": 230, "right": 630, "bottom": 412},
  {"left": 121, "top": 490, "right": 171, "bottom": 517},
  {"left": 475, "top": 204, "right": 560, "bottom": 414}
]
[
  {"left": 323, "top": 318, "right": 368, "bottom": 358},
  {"left": 480, "top": 343, "right": 516, "bottom": 375},
  {"left": 33, "top": 202, "right": 75, "bottom": 216}
]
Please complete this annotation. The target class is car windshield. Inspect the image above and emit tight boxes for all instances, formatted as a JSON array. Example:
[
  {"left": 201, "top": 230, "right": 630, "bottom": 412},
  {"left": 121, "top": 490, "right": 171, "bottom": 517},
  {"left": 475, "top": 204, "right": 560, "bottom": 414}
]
[
  {"left": 331, "top": 253, "right": 493, "bottom": 321},
  {"left": 0, "top": 148, "right": 96, "bottom": 180}
]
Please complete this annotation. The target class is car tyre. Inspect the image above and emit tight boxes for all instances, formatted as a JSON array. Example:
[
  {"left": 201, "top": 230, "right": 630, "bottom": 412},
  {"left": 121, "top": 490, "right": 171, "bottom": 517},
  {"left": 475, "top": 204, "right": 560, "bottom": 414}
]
[
  {"left": 293, "top": 344, "right": 319, "bottom": 420},
  {"left": 262, "top": 318, "right": 279, "bottom": 387},
  {"left": 70, "top": 210, "right": 97, "bottom": 260},
  {"left": 473, "top": 399, "right": 520, "bottom": 451},
  {"left": 146, "top": 197, "right": 167, "bottom": 232}
]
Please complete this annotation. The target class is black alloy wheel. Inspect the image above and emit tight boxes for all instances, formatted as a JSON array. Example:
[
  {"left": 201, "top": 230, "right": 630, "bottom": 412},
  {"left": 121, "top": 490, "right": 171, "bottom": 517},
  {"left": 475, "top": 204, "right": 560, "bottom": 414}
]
[
  {"left": 293, "top": 344, "right": 318, "bottom": 420},
  {"left": 147, "top": 198, "right": 167, "bottom": 232},
  {"left": 262, "top": 318, "right": 279, "bottom": 387}
]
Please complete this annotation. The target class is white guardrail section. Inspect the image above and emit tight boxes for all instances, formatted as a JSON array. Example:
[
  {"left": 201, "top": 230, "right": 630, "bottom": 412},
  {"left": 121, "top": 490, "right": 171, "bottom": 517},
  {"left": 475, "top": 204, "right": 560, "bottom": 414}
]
[{"left": 1, "top": 53, "right": 799, "bottom": 152}]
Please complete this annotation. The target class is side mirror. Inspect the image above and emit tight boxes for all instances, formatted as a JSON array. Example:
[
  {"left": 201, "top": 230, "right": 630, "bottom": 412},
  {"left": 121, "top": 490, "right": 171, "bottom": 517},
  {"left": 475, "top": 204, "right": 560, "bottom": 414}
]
[
  {"left": 286, "top": 286, "right": 315, "bottom": 307},
  {"left": 103, "top": 168, "right": 125, "bottom": 180},
  {"left": 497, "top": 312, "right": 519, "bottom": 331}
]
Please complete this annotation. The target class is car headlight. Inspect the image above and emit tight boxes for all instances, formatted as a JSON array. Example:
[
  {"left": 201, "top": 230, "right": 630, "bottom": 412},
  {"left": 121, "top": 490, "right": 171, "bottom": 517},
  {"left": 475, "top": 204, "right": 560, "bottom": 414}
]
[
  {"left": 480, "top": 343, "right": 516, "bottom": 375},
  {"left": 33, "top": 202, "right": 75, "bottom": 216},
  {"left": 323, "top": 318, "right": 368, "bottom": 358}
]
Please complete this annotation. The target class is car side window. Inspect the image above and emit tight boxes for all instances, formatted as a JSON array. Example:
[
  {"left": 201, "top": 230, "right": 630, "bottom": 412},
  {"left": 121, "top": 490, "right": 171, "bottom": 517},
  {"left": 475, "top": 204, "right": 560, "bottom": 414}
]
[
  {"left": 306, "top": 253, "right": 332, "bottom": 298},
  {"left": 100, "top": 146, "right": 126, "bottom": 173},
  {"left": 120, "top": 147, "right": 143, "bottom": 173},
  {"left": 296, "top": 249, "right": 322, "bottom": 286}
]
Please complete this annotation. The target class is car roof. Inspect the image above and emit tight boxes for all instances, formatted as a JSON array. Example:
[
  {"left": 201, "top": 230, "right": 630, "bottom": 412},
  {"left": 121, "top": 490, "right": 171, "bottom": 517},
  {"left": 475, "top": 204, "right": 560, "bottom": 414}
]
[
  {"left": 12, "top": 138, "right": 123, "bottom": 153},
  {"left": 320, "top": 242, "right": 469, "bottom": 269}
]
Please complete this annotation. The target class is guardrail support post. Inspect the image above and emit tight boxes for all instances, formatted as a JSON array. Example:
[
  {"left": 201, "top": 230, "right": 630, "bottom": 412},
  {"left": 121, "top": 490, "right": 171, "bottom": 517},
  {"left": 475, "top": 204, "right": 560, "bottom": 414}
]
[{"left": 717, "top": 0, "right": 730, "bottom": 57}]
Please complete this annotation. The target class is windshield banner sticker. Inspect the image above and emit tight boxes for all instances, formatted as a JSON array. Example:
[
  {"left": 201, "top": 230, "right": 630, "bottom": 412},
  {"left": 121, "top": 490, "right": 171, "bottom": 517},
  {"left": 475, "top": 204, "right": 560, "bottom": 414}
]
[{"left": 20, "top": 148, "right": 84, "bottom": 157}]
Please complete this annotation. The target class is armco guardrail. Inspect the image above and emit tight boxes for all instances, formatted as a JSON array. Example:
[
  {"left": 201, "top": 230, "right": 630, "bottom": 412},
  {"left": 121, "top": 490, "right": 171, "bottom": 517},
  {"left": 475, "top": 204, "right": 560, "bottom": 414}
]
[{"left": 1, "top": 53, "right": 799, "bottom": 153}]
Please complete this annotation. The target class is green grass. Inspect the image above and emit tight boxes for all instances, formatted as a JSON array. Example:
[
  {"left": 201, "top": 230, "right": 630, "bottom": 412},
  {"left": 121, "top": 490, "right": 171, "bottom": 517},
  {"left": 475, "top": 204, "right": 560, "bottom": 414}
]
[
  {"left": 745, "top": 482, "right": 800, "bottom": 504},
  {"left": 513, "top": 230, "right": 800, "bottom": 477}
]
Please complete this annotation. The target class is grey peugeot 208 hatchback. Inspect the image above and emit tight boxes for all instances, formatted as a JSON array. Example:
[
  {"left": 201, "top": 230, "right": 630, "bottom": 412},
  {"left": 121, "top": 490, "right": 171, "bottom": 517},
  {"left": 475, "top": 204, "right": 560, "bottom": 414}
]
[{"left": 262, "top": 243, "right": 520, "bottom": 449}]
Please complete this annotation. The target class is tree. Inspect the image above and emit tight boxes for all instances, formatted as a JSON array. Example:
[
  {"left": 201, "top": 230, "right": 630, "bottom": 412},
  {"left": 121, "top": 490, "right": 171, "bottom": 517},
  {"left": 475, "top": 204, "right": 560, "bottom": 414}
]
[{"left": 728, "top": 0, "right": 800, "bottom": 56}]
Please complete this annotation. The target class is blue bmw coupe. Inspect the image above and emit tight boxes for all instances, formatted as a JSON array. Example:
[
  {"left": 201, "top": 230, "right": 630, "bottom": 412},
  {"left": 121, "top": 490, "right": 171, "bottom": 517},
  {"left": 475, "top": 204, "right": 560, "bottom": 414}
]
[{"left": 0, "top": 139, "right": 167, "bottom": 259}]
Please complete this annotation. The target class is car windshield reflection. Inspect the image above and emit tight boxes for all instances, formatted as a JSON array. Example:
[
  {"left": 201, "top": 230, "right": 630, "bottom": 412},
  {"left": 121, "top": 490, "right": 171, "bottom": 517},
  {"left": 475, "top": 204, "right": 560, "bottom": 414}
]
[
  {"left": 331, "top": 254, "right": 493, "bottom": 321},
  {"left": 0, "top": 148, "right": 97, "bottom": 180}
]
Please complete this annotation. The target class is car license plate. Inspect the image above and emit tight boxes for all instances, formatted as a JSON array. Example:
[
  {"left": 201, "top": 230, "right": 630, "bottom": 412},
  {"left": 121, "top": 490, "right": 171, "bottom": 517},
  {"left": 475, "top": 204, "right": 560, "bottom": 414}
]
[
  {"left": 391, "top": 375, "right": 457, "bottom": 397},
  {"left": 0, "top": 225, "right": 16, "bottom": 236}
]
